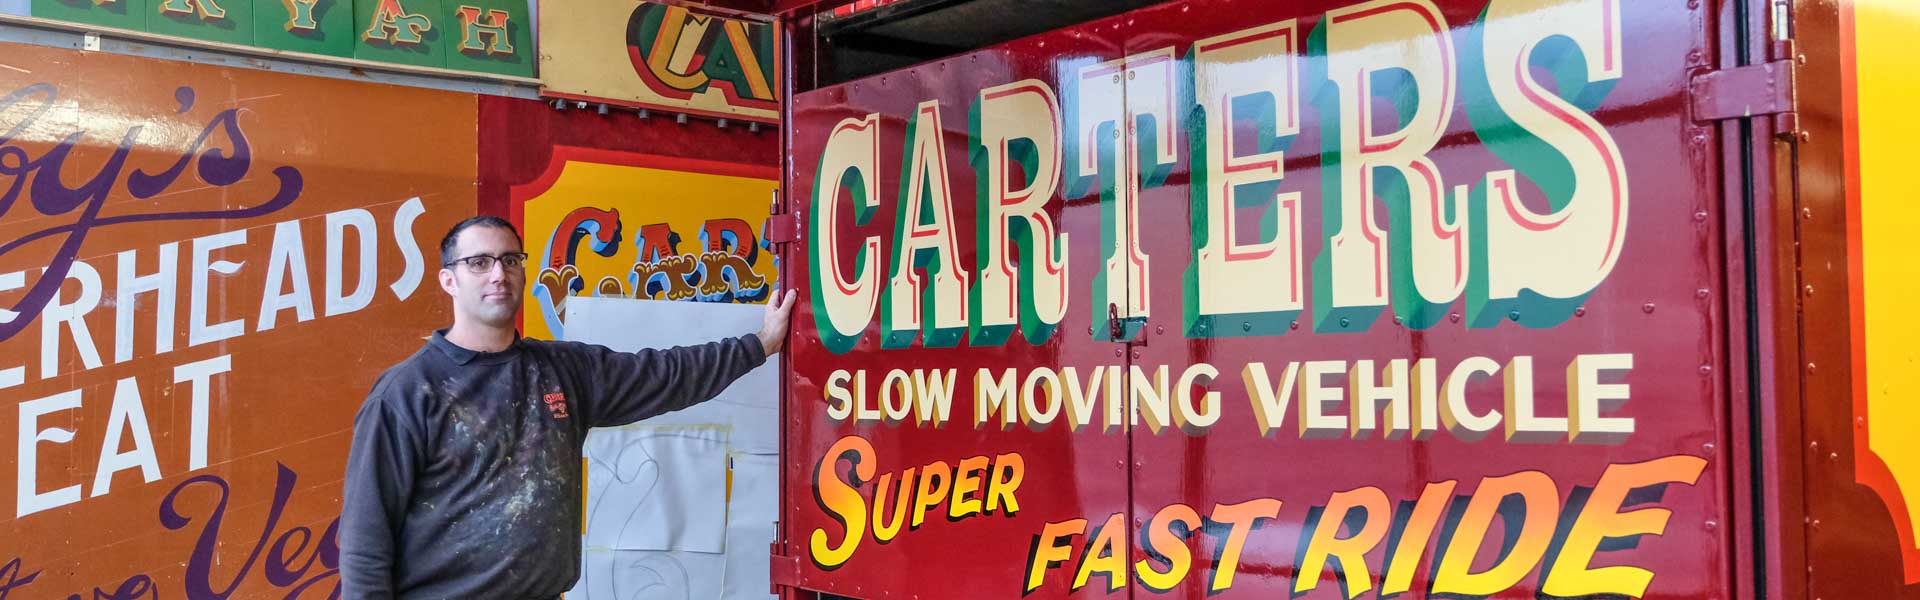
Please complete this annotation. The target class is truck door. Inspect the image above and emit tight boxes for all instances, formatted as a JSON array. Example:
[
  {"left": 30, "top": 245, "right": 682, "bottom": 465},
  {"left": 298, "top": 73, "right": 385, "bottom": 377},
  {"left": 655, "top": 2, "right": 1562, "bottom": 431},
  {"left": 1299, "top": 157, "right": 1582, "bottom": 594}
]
[{"left": 781, "top": 0, "right": 1743, "bottom": 597}]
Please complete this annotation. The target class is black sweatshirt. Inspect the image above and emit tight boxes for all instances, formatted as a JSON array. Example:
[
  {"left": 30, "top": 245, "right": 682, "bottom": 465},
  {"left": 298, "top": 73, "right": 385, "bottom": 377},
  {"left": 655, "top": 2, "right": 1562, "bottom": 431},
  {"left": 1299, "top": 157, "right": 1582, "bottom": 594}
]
[{"left": 338, "top": 330, "right": 767, "bottom": 600}]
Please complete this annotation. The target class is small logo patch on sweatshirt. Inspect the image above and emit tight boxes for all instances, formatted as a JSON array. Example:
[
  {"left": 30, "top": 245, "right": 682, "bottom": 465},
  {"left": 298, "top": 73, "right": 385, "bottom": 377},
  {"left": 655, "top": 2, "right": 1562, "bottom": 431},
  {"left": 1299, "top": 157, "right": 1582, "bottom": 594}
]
[{"left": 542, "top": 393, "right": 570, "bottom": 419}]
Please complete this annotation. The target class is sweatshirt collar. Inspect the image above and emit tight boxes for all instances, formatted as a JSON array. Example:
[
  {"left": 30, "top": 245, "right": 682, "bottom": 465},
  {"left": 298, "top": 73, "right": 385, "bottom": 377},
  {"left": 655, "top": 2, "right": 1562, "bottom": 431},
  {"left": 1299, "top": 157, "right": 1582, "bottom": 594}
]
[{"left": 429, "top": 329, "right": 523, "bottom": 365}]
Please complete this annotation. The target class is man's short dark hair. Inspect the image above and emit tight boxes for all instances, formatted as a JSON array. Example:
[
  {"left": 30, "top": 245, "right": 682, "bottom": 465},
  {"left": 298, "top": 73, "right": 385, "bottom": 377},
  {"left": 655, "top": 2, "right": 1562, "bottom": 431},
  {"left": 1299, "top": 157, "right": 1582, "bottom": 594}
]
[{"left": 440, "top": 216, "right": 524, "bottom": 266}]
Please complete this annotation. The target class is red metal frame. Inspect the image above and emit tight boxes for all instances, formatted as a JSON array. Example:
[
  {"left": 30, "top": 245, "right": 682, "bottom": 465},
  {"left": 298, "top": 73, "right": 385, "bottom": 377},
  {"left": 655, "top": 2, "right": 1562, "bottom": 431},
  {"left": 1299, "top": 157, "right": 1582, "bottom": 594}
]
[{"left": 1713, "top": 2, "right": 1804, "bottom": 598}]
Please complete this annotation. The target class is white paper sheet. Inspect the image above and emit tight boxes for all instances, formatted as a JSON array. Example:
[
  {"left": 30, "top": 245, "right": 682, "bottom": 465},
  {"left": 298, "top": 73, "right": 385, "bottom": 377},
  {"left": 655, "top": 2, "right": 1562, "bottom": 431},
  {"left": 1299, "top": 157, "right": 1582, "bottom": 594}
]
[
  {"left": 583, "top": 426, "right": 729, "bottom": 552},
  {"left": 568, "top": 546, "right": 726, "bottom": 600},
  {"left": 565, "top": 297, "right": 780, "bottom": 454},
  {"left": 723, "top": 453, "right": 780, "bottom": 600}
]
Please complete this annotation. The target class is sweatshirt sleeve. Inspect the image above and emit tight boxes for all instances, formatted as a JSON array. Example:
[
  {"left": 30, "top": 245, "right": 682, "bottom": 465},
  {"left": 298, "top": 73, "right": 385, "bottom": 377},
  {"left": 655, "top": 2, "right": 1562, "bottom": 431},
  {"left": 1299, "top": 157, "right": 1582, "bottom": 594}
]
[
  {"left": 574, "top": 334, "right": 768, "bottom": 428},
  {"left": 339, "top": 381, "right": 425, "bottom": 600}
]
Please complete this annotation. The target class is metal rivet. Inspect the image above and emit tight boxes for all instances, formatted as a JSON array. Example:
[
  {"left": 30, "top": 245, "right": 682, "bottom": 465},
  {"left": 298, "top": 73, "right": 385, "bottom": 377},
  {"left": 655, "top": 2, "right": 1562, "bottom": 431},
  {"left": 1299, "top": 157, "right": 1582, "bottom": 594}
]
[
  {"left": 1127, "top": 71, "right": 1136, "bottom": 80},
  {"left": 1131, "top": 350, "right": 1141, "bottom": 359},
  {"left": 1697, "top": 289, "right": 1710, "bottom": 299},
  {"left": 1797, "top": 54, "right": 1808, "bottom": 65},
  {"left": 1811, "top": 441, "right": 1821, "bottom": 451},
  {"left": 1700, "top": 365, "right": 1713, "bottom": 375},
  {"left": 1290, "top": 320, "right": 1300, "bottom": 330},
  {"left": 1339, "top": 317, "right": 1350, "bottom": 328},
  {"left": 1803, "top": 207, "right": 1814, "bottom": 220},
  {"left": 1449, "top": 313, "right": 1462, "bottom": 323},
  {"left": 1807, "top": 362, "right": 1817, "bottom": 373},
  {"left": 1155, "top": 325, "right": 1165, "bottom": 335},
  {"left": 1393, "top": 316, "right": 1404, "bottom": 325},
  {"left": 1695, "top": 211, "right": 1710, "bottom": 222},
  {"left": 1703, "top": 442, "right": 1715, "bottom": 453},
  {"left": 1805, "top": 285, "right": 1816, "bottom": 297},
  {"left": 1115, "top": 348, "right": 1124, "bottom": 357},
  {"left": 1112, "top": 74, "right": 1121, "bottom": 83},
  {"left": 1643, "top": 303, "right": 1656, "bottom": 314},
  {"left": 1242, "top": 322, "right": 1252, "bottom": 332},
  {"left": 1508, "top": 311, "right": 1521, "bottom": 322},
  {"left": 1705, "top": 520, "right": 1718, "bottom": 530},
  {"left": 1574, "top": 307, "right": 1587, "bottom": 317},
  {"left": 1798, "top": 131, "right": 1812, "bottom": 143}
]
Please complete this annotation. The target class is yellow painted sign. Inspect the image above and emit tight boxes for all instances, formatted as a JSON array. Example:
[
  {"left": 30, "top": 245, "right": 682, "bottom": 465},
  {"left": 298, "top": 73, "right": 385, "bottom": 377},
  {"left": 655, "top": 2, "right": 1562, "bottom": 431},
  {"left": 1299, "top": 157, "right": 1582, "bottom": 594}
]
[
  {"left": 1847, "top": 0, "right": 1920, "bottom": 582},
  {"left": 511, "top": 147, "right": 780, "bottom": 341},
  {"left": 538, "top": 0, "right": 779, "bottom": 123}
]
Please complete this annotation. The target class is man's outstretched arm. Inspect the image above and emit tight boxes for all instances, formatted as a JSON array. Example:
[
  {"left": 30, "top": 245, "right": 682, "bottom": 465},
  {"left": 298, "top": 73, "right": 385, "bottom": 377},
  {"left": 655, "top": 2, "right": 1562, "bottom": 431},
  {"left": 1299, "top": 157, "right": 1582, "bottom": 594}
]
[{"left": 581, "top": 289, "right": 797, "bottom": 427}]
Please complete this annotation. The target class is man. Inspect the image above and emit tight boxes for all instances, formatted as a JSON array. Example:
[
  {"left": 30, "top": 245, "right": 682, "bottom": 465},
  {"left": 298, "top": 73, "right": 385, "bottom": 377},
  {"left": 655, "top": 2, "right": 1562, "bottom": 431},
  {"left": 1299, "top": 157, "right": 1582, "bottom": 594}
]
[{"left": 339, "top": 216, "right": 795, "bottom": 599}]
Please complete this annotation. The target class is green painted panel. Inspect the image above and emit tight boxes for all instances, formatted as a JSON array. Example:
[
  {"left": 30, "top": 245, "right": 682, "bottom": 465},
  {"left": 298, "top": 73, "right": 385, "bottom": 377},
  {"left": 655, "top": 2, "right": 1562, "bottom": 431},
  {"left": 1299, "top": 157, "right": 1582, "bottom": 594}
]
[
  {"left": 354, "top": 0, "right": 444, "bottom": 68},
  {"left": 253, "top": 0, "right": 353, "bottom": 57},
  {"left": 148, "top": 0, "right": 253, "bottom": 45},
  {"left": 32, "top": 0, "right": 149, "bottom": 31},
  {"left": 439, "top": 0, "right": 531, "bottom": 78}
]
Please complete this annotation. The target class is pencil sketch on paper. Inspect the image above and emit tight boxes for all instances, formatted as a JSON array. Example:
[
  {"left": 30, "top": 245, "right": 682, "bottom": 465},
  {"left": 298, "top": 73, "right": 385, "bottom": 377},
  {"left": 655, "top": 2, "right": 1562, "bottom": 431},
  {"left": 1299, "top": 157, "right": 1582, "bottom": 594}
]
[{"left": 582, "top": 427, "right": 727, "bottom": 552}]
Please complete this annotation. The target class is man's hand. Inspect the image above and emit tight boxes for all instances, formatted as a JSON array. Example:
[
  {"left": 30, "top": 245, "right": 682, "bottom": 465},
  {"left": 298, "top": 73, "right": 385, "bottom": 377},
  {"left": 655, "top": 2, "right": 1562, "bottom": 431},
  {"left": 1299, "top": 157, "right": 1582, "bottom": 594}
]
[{"left": 758, "top": 289, "right": 797, "bottom": 355}]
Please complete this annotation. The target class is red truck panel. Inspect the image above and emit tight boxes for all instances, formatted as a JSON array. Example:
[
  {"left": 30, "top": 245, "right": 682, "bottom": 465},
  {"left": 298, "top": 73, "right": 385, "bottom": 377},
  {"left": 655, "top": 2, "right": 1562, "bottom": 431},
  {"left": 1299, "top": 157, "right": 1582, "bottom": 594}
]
[{"left": 783, "top": 1, "right": 1736, "bottom": 597}]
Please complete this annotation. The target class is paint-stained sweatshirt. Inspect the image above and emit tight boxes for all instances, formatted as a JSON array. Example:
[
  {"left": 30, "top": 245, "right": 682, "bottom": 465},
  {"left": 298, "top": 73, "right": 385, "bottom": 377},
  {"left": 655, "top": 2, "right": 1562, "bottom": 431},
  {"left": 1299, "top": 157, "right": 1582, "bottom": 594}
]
[{"left": 339, "top": 330, "right": 766, "bottom": 600}]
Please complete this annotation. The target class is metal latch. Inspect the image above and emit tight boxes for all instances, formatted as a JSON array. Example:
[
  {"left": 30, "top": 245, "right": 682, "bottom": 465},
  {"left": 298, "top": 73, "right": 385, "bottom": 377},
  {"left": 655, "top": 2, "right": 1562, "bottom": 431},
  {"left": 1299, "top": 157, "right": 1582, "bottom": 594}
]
[{"left": 1690, "top": 59, "right": 1798, "bottom": 123}]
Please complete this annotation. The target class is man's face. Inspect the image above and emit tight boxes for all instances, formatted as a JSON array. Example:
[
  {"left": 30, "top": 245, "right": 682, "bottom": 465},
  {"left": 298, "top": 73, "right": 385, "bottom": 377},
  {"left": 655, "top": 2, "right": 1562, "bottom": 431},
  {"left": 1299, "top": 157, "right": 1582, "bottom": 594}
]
[{"left": 439, "top": 225, "right": 525, "bottom": 329}]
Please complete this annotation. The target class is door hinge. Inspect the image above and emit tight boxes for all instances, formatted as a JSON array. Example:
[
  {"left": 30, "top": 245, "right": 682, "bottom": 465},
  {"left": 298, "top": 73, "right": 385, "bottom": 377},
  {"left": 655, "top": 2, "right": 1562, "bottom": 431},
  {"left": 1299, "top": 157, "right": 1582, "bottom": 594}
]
[
  {"left": 769, "top": 545, "right": 803, "bottom": 594},
  {"left": 765, "top": 213, "right": 800, "bottom": 244},
  {"left": 764, "top": 189, "right": 801, "bottom": 245},
  {"left": 1691, "top": 59, "right": 1798, "bottom": 127}
]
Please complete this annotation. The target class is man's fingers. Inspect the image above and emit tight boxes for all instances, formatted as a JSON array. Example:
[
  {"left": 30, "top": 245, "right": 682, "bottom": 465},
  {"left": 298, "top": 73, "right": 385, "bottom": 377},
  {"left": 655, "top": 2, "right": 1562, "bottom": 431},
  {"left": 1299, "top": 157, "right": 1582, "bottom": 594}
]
[
  {"left": 773, "top": 289, "right": 794, "bottom": 316},
  {"left": 767, "top": 289, "right": 797, "bottom": 323}
]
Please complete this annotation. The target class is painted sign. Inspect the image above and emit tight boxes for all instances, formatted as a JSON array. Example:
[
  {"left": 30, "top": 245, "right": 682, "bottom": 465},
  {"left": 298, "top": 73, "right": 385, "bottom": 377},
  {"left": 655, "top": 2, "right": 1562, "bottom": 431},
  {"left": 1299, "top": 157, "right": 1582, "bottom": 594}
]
[
  {"left": 1847, "top": 0, "right": 1920, "bottom": 585},
  {"left": 0, "top": 42, "right": 473, "bottom": 597},
  {"left": 786, "top": 0, "right": 1730, "bottom": 597},
  {"left": 511, "top": 147, "right": 780, "bottom": 342},
  {"left": 25, "top": 0, "right": 534, "bottom": 76},
  {"left": 540, "top": 0, "right": 779, "bottom": 123}
]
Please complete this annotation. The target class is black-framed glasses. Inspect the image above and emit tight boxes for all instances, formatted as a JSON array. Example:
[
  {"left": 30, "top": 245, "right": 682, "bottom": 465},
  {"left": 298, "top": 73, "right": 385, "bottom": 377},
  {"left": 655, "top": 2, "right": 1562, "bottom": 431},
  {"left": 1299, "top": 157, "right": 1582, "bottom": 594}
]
[{"left": 445, "top": 252, "right": 529, "bottom": 274}]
